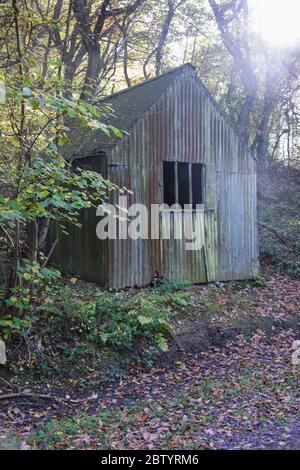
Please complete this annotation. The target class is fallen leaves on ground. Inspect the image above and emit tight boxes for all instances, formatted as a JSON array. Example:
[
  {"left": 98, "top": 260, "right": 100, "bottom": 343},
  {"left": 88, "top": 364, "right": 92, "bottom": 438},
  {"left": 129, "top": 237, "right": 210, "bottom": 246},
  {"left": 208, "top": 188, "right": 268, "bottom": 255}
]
[
  {"left": 0, "top": 271, "right": 299, "bottom": 450},
  {"left": 0, "top": 330, "right": 299, "bottom": 450}
]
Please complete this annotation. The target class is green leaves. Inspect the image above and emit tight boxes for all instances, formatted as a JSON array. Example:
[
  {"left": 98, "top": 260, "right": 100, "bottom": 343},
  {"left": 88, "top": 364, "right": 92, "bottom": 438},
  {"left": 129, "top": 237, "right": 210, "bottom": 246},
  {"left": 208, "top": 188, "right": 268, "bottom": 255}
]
[
  {"left": 0, "top": 315, "right": 34, "bottom": 341},
  {"left": 37, "top": 287, "right": 172, "bottom": 354},
  {"left": 156, "top": 334, "right": 169, "bottom": 352},
  {"left": 137, "top": 315, "right": 152, "bottom": 325},
  {"left": 0, "top": 261, "right": 62, "bottom": 341},
  {"left": 0, "top": 153, "right": 117, "bottom": 234},
  {"left": 109, "top": 126, "right": 124, "bottom": 138}
]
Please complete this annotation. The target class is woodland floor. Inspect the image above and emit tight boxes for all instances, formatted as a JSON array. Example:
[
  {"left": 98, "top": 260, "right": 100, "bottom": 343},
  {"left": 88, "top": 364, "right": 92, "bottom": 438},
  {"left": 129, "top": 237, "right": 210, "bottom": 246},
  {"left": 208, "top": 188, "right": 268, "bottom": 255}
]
[{"left": 0, "top": 272, "right": 299, "bottom": 450}]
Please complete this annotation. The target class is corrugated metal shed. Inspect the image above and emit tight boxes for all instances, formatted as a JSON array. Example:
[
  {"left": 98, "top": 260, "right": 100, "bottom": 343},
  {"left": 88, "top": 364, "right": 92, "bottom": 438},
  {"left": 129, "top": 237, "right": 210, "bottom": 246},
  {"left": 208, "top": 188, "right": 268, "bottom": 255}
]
[{"left": 52, "top": 63, "right": 259, "bottom": 288}]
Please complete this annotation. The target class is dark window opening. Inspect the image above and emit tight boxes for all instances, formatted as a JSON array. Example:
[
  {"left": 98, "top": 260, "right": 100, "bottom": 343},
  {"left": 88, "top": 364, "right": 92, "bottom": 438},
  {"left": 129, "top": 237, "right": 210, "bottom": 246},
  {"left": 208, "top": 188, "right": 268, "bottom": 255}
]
[
  {"left": 192, "top": 163, "right": 203, "bottom": 208},
  {"left": 178, "top": 162, "right": 190, "bottom": 207},
  {"left": 72, "top": 151, "right": 107, "bottom": 175},
  {"left": 163, "top": 161, "right": 176, "bottom": 207},
  {"left": 163, "top": 161, "right": 203, "bottom": 209}
]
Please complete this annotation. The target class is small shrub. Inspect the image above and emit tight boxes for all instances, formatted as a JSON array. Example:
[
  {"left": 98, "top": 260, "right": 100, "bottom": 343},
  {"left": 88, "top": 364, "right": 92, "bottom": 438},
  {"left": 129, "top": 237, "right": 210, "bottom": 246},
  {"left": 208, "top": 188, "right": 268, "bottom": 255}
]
[
  {"left": 156, "top": 279, "right": 192, "bottom": 293},
  {"left": 0, "top": 261, "right": 61, "bottom": 341},
  {"left": 161, "top": 291, "right": 191, "bottom": 309},
  {"left": 254, "top": 273, "right": 267, "bottom": 287},
  {"left": 0, "top": 315, "right": 36, "bottom": 341},
  {"left": 95, "top": 292, "right": 171, "bottom": 352}
]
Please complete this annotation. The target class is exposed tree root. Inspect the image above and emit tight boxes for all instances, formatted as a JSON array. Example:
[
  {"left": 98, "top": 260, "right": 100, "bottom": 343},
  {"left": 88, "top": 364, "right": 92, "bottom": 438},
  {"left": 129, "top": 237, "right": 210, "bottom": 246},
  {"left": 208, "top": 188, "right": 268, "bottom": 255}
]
[{"left": 0, "top": 393, "right": 61, "bottom": 402}]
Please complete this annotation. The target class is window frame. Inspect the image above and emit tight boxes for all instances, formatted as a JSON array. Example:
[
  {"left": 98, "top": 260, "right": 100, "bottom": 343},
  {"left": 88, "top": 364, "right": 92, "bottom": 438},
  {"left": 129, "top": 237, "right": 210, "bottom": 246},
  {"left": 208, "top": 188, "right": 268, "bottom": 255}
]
[{"left": 163, "top": 161, "right": 204, "bottom": 211}]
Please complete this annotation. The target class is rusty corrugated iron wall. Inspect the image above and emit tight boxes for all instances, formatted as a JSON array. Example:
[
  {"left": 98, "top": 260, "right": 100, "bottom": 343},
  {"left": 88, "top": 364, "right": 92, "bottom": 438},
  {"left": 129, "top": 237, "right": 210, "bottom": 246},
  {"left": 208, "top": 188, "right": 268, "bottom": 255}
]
[
  {"left": 106, "top": 66, "right": 258, "bottom": 288},
  {"left": 50, "top": 154, "right": 109, "bottom": 286}
]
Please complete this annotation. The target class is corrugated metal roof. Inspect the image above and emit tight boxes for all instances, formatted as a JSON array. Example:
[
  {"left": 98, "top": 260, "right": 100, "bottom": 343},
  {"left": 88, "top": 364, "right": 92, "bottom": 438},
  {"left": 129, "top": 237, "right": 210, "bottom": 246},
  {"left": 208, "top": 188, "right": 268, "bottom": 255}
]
[
  {"left": 104, "top": 64, "right": 196, "bottom": 130},
  {"left": 66, "top": 62, "right": 256, "bottom": 164},
  {"left": 66, "top": 64, "right": 196, "bottom": 159}
]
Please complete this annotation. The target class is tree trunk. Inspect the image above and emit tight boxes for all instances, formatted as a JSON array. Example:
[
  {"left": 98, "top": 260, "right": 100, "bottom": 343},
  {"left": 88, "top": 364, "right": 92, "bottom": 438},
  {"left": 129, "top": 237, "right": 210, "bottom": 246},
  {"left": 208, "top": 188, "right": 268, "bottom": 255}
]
[{"left": 155, "top": 0, "right": 174, "bottom": 76}]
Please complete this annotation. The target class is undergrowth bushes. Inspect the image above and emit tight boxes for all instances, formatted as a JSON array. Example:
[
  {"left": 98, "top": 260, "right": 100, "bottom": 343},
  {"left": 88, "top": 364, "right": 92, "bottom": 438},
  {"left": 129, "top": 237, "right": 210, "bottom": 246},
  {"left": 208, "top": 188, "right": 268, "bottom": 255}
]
[
  {"left": 44, "top": 287, "right": 172, "bottom": 352},
  {"left": 3, "top": 281, "right": 195, "bottom": 380},
  {"left": 40, "top": 286, "right": 171, "bottom": 351},
  {"left": 258, "top": 162, "right": 300, "bottom": 278}
]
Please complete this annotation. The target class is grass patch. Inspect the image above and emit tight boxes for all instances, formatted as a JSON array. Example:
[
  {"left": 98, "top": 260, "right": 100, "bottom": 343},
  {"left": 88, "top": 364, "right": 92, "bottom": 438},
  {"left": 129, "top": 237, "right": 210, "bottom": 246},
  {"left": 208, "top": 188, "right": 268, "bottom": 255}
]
[
  {"left": 226, "top": 293, "right": 252, "bottom": 312},
  {"left": 198, "top": 295, "right": 222, "bottom": 316}
]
